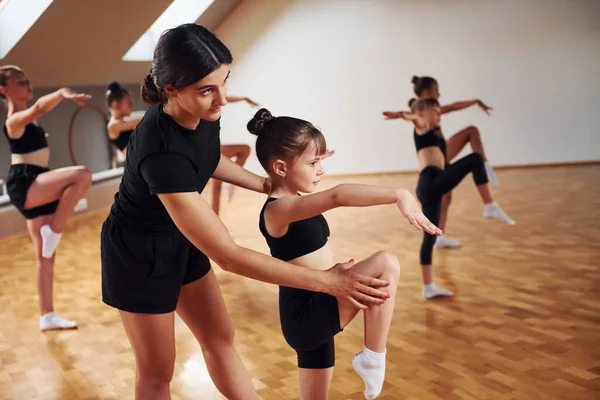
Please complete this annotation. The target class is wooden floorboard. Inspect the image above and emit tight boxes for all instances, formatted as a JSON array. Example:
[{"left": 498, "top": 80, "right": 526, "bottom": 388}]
[{"left": 0, "top": 165, "right": 599, "bottom": 399}]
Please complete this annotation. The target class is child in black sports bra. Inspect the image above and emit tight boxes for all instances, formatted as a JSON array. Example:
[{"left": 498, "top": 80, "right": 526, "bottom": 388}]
[
  {"left": 249, "top": 108, "right": 442, "bottom": 399},
  {"left": 383, "top": 98, "right": 514, "bottom": 300}
]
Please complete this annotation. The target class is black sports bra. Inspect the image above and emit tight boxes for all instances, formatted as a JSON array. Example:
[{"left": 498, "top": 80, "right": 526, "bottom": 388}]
[
  {"left": 3, "top": 123, "right": 48, "bottom": 154},
  {"left": 259, "top": 197, "right": 330, "bottom": 262},
  {"left": 111, "top": 129, "right": 132, "bottom": 151},
  {"left": 414, "top": 127, "right": 446, "bottom": 159}
]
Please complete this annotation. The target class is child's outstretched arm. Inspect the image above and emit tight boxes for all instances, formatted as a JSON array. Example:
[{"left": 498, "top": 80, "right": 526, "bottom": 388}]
[{"left": 265, "top": 185, "right": 442, "bottom": 235}]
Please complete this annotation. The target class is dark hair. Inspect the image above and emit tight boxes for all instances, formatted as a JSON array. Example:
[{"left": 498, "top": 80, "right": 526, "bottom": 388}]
[
  {"left": 411, "top": 75, "right": 437, "bottom": 97},
  {"left": 141, "top": 24, "right": 233, "bottom": 104},
  {"left": 0, "top": 65, "right": 24, "bottom": 101},
  {"left": 106, "top": 81, "right": 129, "bottom": 107},
  {"left": 248, "top": 108, "right": 327, "bottom": 174},
  {"left": 410, "top": 98, "right": 440, "bottom": 113}
]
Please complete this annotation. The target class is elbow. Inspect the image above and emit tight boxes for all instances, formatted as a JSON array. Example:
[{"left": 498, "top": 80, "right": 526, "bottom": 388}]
[
  {"left": 212, "top": 243, "right": 240, "bottom": 273},
  {"left": 331, "top": 185, "right": 345, "bottom": 207}
]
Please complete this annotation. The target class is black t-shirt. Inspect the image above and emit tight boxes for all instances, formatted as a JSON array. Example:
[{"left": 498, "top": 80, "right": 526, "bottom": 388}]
[{"left": 109, "top": 105, "right": 221, "bottom": 234}]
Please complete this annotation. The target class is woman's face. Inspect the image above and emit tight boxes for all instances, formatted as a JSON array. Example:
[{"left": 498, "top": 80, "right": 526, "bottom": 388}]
[{"left": 166, "top": 64, "right": 230, "bottom": 122}]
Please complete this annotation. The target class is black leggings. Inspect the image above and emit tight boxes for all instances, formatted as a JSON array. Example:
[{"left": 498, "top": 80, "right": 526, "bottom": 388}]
[{"left": 416, "top": 152, "right": 488, "bottom": 265}]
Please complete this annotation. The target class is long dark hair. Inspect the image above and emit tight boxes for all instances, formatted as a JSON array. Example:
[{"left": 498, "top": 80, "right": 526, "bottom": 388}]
[
  {"left": 141, "top": 24, "right": 233, "bottom": 104},
  {"left": 248, "top": 108, "right": 326, "bottom": 174}
]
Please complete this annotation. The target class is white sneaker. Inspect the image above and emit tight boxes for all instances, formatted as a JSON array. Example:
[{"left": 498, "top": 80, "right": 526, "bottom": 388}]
[
  {"left": 483, "top": 203, "right": 515, "bottom": 225},
  {"left": 434, "top": 234, "right": 462, "bottom": 248},
  {"left": 422, "top": 283, "right": 454, "bottom": 299}
]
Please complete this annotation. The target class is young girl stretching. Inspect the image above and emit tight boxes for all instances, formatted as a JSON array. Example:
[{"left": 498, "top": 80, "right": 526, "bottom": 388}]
[{"left": 249, "top": 108, "right": 442, "bottom": 399}]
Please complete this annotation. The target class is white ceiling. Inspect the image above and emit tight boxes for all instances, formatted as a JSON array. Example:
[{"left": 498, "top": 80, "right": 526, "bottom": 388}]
[{"left": 0, "top": 0, "right": 241, "bottom": 87}]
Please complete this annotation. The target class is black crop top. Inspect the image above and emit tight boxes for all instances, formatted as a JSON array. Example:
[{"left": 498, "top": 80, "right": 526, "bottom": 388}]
[
  {"left": 414, "top": 127, "right": 446, "bottom": 159},
  {"left": 111, "top": 129, "right": 132, "bottom": 151},
  {"left": 3, "top": 123, "right": 48, "bottom": 154},
  {"left": 259, "top": 197, "right": 330, "bottom": 262}
]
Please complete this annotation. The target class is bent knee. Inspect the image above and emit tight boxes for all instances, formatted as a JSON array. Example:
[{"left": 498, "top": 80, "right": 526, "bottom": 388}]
[
  {"left": 466, "top": 125, "right": 480, "bottom": 135},
  {"left": 374, "top": 251, "right": 400, "bottom": 279}
]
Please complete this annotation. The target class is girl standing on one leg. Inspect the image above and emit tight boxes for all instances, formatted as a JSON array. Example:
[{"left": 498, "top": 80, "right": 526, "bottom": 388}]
[
  {"left": 249, "top": 108, "right": 441, "bottom": 399},
  {"left": 383, "top": 98, "right": 513, "bottom": 299},
  {"left": 406, "top": 75, "right": 500, "bottom": 248},
  {"left": 0, "top": 65, "right": 92, "bottom": 330}
]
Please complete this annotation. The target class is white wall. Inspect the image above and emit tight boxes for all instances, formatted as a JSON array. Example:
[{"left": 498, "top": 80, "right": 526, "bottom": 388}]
[{"left": 216, "top": 0, "right": 600, "bottom": 176}]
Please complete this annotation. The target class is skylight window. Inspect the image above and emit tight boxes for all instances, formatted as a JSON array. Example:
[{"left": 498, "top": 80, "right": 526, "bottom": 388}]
[
  {"left": 0, "top": 0, "right": 54, "bottom": 59},
  {"left": 123, "top": 0, "right": 215, "bottom": 61}
]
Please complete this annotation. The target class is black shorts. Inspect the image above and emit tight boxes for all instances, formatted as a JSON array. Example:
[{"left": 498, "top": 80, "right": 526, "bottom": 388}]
[
  {"left": 101, "top": 215, "right": 212, "bottom": 314},
  {"left": 6, "top": 164, "right": 58, "bottom": 219},
  {"left": 279, "top": 286, "right": 342, "bottom": 369}
]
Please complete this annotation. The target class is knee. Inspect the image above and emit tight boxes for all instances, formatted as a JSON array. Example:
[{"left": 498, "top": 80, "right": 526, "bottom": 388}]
[
  {"left": 374, "top": 251, "right": 400, "bottom": 281},
  {"left": 137, "top": 360, "right": 175, "bottom": 387},
  {"left": 202, "top": 323, "right": 236, "bottom": 353},
  {"left": 467, "top": 125, "right": 480, "bottom": 137},
  {"left": 471, "top": 152, "right": 484, "bottom": 165}
]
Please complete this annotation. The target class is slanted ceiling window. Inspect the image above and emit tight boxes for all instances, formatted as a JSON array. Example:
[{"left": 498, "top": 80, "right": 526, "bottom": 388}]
[
  {"left": 0, "top": 0, "right": 54, "bottom": 59},
  {"left": 123, "top": 0, "right": 215, "bottom": 61}
]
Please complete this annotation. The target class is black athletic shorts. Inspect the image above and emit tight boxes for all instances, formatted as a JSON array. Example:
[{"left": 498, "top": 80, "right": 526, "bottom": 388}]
[
  {"left": 6, "top": 164, "right": 58, "bottom": 219},
  {"left": 101, "top": 215, "right": 212, "bottom": 314},
  {"left": 279, "top": 286, "right": 342, "bottom": 369}
]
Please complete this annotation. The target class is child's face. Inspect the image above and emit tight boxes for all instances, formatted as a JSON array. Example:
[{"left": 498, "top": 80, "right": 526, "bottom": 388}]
[{"left": 284, "top": 143, "right": 325, "bottom": 193}]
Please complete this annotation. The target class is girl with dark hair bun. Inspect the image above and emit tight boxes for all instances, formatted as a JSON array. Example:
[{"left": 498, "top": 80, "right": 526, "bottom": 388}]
[
  {"left": 386, "top": 75, "right": 500, "bottom": 249},
  {"left": 249, "top": 107, "right": 441, "bottom": 399},
  {"left": 100, "top": 24, "right": 391, "bottom": 399},
  {"left": 383, "top": 98, "right": 514, "bottom": 300},
  {"left": 105, "top": 81, "right": 144, "bottom": 157}
]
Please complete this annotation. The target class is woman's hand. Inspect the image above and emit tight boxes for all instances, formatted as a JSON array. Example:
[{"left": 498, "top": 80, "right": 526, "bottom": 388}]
[
  {"left": 325, "top": 260, "right": 390, "bottom": 309},
  {"left": 396, "top": 189, "right": 443, "bottom": 235}
]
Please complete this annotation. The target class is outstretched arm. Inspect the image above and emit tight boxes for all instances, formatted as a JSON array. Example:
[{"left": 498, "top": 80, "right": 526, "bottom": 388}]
[
  {"left": 265, "top": 184, "right": 442, "bottom": 235},
  {"left": 441, "top": 99, "right": 492, "bottom": 115},
  {"left": 382, "top": 110, "right": 429, "bottom": 131},
  {"left": 5, "top": 88, "right": 91, "bottom": 138}
]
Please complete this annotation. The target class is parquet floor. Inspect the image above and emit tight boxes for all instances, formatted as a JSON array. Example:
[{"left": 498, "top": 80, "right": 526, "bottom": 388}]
[{"left": 0, "top": 165, "right": 599, "bottom": 399}]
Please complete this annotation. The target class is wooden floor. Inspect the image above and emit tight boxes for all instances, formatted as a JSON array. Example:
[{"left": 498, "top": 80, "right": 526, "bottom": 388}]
[{"left": 0, "top": 165, "right": 599, "bottom": 400}]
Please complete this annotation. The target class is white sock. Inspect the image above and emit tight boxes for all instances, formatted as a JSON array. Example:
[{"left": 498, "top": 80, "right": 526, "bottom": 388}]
[
  {"left": 483, "top": 202, "right": 515, "bottom": 225},
  {"left": 40, "top": 311, "right": 77, "bottom": 331},
  {"left": 434, "top": 234, "right": 461, "bottom": 249},
  {"left": 485, "top": 161, "right": 500, "bottom": 187},
  {"left": 352, "top": 347, "right": 386, "bottom": 399},
  {"left": 422, "top": 282, "right": 453, "bottom": 299},
  {"left": 41, "top": 225, "right": 62, "bottom": 258}
]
